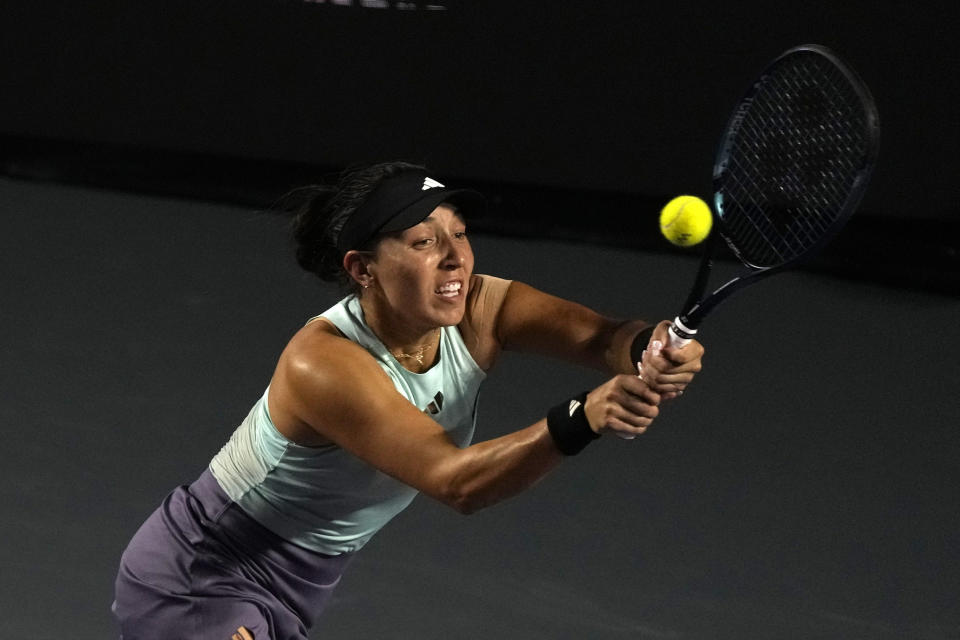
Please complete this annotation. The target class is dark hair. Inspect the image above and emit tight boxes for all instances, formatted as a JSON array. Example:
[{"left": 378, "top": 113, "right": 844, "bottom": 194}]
[{"left": 283, "top": 161, "right": 426, "bottom": 290}]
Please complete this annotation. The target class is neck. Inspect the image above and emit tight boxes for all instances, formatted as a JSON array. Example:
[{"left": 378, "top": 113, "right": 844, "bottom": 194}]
[{"left": 359, "top": 295, "right": 441, "bottom": 370}]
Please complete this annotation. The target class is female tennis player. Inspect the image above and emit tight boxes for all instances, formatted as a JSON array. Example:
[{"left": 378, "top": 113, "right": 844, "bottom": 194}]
[{"left": 112, "top": 162, "right": 704, "bottom": 640}]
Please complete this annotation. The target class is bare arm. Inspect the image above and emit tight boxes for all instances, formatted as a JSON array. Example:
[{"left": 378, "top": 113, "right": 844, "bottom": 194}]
[
  {"left": 494, "top": 281, "right": 704, "bottom": 396},
  {"left": 270, "top": 280, "right": 693, "bottom": 515},
  {"left": 273, "top": 327, "right": 566, "bottom": 514},
  {"left": 494, "top": 281, "right": 624, "bottom": 371}
]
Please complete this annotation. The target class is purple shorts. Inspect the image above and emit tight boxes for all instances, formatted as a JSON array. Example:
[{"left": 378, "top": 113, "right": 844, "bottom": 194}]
[{"left": 113, "top": 469, "right": 354, "bottom": 640}]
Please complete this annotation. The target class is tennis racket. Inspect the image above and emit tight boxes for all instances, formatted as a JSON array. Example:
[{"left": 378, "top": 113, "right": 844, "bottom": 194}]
[{"left": 667, "top": 44, "right": 881, "bottom": 349}]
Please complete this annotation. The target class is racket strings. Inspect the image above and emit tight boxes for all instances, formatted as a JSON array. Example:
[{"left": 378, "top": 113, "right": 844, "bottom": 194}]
[{"left": 717, "top": 52, "right": 872, "bottom": 268}]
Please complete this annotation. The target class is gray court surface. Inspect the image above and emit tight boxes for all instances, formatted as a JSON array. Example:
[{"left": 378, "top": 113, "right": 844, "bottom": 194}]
[{"left": 2, "top": 177, "right": 958, "bottom": 639}]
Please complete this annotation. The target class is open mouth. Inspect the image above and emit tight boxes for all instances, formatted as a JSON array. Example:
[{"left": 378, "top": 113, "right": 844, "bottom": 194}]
[{"left": 435, "top": 280, "right": 462, "bottom": 298}]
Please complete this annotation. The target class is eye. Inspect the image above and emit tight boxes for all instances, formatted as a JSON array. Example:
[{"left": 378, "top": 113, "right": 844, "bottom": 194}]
[
  {"left": 454, "top": 230, "right": 468, "bottom": 240},
  {"left": 413, "top": 237, "right": 435, "bottom": 248}
]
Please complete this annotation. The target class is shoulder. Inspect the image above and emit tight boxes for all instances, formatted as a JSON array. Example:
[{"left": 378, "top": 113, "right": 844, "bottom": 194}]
[
  {"left": 268, "top": 318, "right": 398, "bottom": 442},
  {"left": 464, "top": 274, "right": 513, "bottom": 329},
  {"left": 458, "top": 274, "right": 513, "bottom": 370},
  {"left": 280, "top": 318, "right": 384, "bottom": 390}
]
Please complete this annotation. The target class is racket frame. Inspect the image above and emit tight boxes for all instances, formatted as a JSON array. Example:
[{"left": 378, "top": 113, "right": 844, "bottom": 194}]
[{"left": 668, "top": 44, "right": 881, "bottom": 347}]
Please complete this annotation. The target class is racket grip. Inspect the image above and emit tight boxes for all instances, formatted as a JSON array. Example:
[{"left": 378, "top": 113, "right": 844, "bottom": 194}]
[{"left": 667, "top": 316, "right": 697, "bottom": 349}]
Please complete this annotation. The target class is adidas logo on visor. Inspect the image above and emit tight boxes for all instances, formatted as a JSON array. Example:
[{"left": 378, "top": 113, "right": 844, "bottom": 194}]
[{"left": 422, "top": 177, "right": 445, "bottom": 190}]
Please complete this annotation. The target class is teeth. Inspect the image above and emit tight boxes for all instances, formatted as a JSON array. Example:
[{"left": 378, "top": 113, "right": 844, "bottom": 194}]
[{"left": 436, "top": 282, "right": 462, "bottom": 296}]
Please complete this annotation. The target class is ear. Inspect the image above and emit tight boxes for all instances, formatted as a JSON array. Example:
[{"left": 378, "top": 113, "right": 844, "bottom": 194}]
[{"left": 343, "top": 250, "right": 375, "bottom": 288}]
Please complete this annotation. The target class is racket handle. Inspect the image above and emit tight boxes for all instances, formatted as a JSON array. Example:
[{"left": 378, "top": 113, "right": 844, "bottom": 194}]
[{"left": 667, "top": 316, "right": 697, "bottom": 349}]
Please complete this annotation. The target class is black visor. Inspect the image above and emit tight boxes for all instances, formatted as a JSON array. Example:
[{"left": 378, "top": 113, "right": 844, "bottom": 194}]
[{"left": 336, "top": 170, "right": 484, "bottom": 255}]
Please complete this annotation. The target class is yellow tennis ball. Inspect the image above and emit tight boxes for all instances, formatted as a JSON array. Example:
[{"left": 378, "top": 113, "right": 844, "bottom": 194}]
[{"left": 659, "top": 195, "right": 713, "bottom": 247}]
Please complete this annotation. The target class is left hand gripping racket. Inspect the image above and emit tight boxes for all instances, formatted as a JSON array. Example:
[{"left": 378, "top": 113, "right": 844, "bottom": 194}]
[{"left": 667, "top": 44, "right": 881, "bottom": 349}]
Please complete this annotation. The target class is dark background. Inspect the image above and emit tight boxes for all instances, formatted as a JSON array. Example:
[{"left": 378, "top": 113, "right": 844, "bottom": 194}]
[
  {"left": 2, "top": 2, "right": 959, "bottom": 638},
  {"left": 2, "top": 1, "right": 959, "bottom": 291}
]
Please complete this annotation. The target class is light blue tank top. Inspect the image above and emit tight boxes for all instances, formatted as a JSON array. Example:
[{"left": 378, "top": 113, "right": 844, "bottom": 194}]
[{"left": 209, "top": 294, "right": 486, "bottom": 555}]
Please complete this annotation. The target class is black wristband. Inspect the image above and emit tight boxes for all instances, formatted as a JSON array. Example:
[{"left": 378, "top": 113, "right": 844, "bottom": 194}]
[
  {"left": 629, "top": 325, "right": 656, "bottom": 367},
  {"left": 546, "top": 391, "right": 598, "bottom": 455}
]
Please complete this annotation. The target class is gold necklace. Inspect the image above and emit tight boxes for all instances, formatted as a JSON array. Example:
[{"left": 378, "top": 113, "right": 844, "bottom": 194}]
[{"left": 391, "top": 329, "right": 441, "bottom": 366}]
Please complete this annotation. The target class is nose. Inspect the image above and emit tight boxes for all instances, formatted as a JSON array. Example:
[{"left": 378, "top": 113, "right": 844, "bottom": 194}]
[{"left": 440, "top": 234, "right": 467, "bottom": 270}]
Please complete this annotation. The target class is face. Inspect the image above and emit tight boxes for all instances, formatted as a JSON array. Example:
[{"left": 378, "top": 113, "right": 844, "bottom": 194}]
[{"left": 363, "top": 205, "right": 474, "bottom": 331}]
